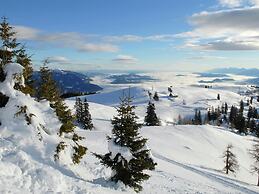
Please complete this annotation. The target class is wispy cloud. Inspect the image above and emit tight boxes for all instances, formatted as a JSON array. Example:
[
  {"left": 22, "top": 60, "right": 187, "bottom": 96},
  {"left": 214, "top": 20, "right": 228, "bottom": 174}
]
[
  {"left": 112, "top": 55, "right": 138, "bottom": 64},
  {"left": 14, "top": 26, "right": 119, "bottom": 53},
  {"left": 104, "top": 34, "right": 175, "bottom": 42}
]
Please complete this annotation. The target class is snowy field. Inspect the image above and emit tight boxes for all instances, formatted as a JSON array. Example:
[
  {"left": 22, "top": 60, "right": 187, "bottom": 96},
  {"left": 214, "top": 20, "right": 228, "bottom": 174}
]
[{"left": 1, "top": 70, "right": 259, "bottom": 193}]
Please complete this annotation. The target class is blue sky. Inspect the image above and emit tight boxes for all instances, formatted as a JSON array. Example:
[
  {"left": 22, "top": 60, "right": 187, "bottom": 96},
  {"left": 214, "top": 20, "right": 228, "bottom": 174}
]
[{"left": 1, "top": 0, "right": 259, "bottom": 71}]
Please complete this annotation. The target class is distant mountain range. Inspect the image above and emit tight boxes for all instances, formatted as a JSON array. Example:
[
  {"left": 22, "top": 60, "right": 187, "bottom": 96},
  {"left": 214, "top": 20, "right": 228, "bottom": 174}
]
[
  {"left": 209, "top": 67, "right": 259, "bottom": 77},
  {"left": 109, "top": 74, "right": 156, "bottom": 84},
  {"left": 33, "top": 69, "right": 102, "bottom": 95},
  {"left": 198, "top": 78, "right": 235, "bottom": 84}
]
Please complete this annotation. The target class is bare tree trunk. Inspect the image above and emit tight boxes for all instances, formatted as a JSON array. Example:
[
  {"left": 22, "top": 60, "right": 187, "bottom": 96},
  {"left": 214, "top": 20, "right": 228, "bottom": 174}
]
[{"left": 257, "top": 173, "right": 259, "bottom": 186}]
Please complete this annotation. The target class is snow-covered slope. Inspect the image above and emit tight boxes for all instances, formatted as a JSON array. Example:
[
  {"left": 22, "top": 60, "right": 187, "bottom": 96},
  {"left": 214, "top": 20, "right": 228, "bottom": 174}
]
[{"left": 1, "top": 69, "right": 259, "bottom": 193}]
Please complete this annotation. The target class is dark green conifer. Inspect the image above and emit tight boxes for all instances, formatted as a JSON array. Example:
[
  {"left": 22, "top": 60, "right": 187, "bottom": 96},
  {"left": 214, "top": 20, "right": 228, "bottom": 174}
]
[
  {"left": 94, "top": 95, "right": 156, "bottom": 192},
  {"left": 144, "top": 101, "right": 160, "bottom": 126},
  {"left": 38, "top": 61, "right": 86, "bottom": 164},
  {"left": 0, "top": 17, "right": 20, "bottom": 81}
]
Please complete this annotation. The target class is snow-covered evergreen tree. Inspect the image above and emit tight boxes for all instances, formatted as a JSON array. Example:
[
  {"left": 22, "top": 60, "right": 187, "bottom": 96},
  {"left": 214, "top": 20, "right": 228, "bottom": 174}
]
[
  {"left": 144, "top": 101, "right": 160, "bottom": 126},
  {"left": 94, "top": 95, "right": 156, "bottom": 192},
  {"left": 38, "top": 61, "right": 86, "bottom": 164}
]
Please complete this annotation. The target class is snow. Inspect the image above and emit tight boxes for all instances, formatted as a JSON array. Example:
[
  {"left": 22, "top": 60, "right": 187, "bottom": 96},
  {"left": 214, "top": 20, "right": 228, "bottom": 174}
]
[
  {"left": 1, "top": 69, "right": 259, "bottom": 193},
  {"left": 108, "top": 138, "right": 133, "bottom": 162}
]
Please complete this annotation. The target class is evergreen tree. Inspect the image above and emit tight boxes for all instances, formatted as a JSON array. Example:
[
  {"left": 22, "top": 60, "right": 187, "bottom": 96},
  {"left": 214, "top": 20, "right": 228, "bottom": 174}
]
[
  {"left": 194, "top": 109, "right": 202, "bottom": 125},
  {"left": 38, "top": 62, "right": 86, "bottom": 164},
  {"left": 235, "top": 113, "right": 246, "bottom": 134},
  {"left": 229, "top": 105, "right": 238, "bottom": 127},
  {"left": 222, "top": 144, "right": 239, "bottom": 174},
  {"left": 94, "top": 95, "right": 156, "bottom": 192},
  {"left": 144, "top": 101, "right": 160, "bottom": 126},
  {"left": 249, "top": 141, "right": 259, "bottom": 186},
  {"left": 0, "top": 17, "right": 20, "bottom": 81},
  {"left": 248, "top": 119, "right": 257, "bottom": 133},
  {"left": 217, "top": 94, "right": 220, "bottom": 100},
  {"left": 153, "top": 92, "right": 159, "bottom": 101},
  {"left": 75, "top": 97, "right": 83, "bottom": 123},
  {"left": 38, "top": 61, "right": 60, "bottom": 102},
  {"left": 239, "top": 100, "right": 244, "bottom": 113},
  {"left": 224, "top": 102, "right": 228, "bottom": 114},
  {"left": 81, "top": 98, "right": 94, "bottom": 130},
  {"left": 15, "top": 46, "right": 34, "bottom": 95}
]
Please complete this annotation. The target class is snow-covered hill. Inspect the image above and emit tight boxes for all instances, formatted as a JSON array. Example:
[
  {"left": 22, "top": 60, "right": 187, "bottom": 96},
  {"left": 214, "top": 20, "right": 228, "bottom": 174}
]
[{"left": 1, "top": 69, "right": 259, "bottom": 193}]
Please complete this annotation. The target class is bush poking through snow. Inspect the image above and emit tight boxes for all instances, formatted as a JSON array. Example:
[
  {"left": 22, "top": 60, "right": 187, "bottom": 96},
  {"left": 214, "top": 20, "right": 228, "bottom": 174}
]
[{"left": 94, "top": 95, "right": 157, "bottom": 192}]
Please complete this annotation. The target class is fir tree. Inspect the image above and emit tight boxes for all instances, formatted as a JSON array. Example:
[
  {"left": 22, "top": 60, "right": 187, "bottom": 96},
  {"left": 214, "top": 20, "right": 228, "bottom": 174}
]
[
  {"left": 75, "top": 97, "right": 83, "bottom": 123},
  {"left": 81, "top": 98, "right": 94, "bottom": 130},
  {"left": 239, "top": 100, "right": 244, "bottom": 113},
  {"left": 0, "top": 17, "right": 20, "bottom": 81},
  {"left": 249, "top": 141, "right": 259, "bottom": 186},
  {"left": 94, "top": 95, "right": 156, "bottom": 192},
  {"left": 153, "top": 92, "right": 159, "bottom": 101},
  {"left": 194, "top": 109, "right": 202, "bottom": 125},
  {"left": 224, "top": 102, "right": 228, "bottom": 114},
  {"left": 15, "top": 46, "right": 34, "bottom": 95},
  {"left": 217, "top": 94, "right": 220, "bottom": 100},
  {"left": 229, "top": 105, "right": 238, "bottom": 128},
  {"left": 144, "top": 101, "right": 160, "bottom": 126},
  {"left": 38, "top": 61, "right": 86, "bottom": 164},
  {"left": 222, "top": 144, "right": 239, "bottom": 174},
  {"left": 235, "top": 113, "right": 246, "bottom": 134}
]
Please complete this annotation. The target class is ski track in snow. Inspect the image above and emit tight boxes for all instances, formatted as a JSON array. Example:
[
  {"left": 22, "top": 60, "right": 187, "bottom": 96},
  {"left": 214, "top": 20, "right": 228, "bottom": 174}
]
[{"left": 153, "top": 152, "right": 257, "bottom": 194}]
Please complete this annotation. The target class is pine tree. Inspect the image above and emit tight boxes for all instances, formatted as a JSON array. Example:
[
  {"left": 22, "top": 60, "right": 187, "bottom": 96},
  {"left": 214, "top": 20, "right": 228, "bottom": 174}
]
[
  {"left": 249, "top": 141, "right": 259, "bottom": 186},
  {"left": 224, "top": 102, "right": 228, "bottom": 114},
  {"left": 144, "top": 101, "right": 160, "bottom": 126},
  {"left": 81, "top": 98, "right": 94, "bottom": 130},
  {"left": 235, "top": 113, "right": 246, "bottom": 134},
  {"left": 229, "top": 105, "right": 238, "bottom": 128},
  {"left": 194, "top": 109, "right": 202, "bottom": 125},
  {"left": 15, "top": 46, "right": 34, "bottom": 95},
  {"left": 153, "top": 92, "right": 159, "bottom": 101},
  {"left": 0, "top": 17, "right": 20, "bottom": 81},
  {"left": 75, "top": 97, "right": 83, "bottom": 123},
  {"left": 38, "top": 61, "right": 60, "bottom": 102},
  {"left": 222, "top": 144, "right": 239, "bottom": 174},
  {"left": 94, "top": 95, "right": 156, "bottom": 192},
  {"left": 217, "top": 94, "right": 220, "bottom": 100},
  {"left": 38, "top": 61, "right": 86, "bottom": 164},
  {"left": 239, "top": 100, "right": 244, "bottom": 113}
]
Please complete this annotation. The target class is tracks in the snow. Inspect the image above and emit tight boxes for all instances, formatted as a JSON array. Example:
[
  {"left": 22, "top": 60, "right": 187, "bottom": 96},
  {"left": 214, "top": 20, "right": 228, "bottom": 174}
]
[{"left": 153, "top": 152, "right": 257, "bottom": 194}]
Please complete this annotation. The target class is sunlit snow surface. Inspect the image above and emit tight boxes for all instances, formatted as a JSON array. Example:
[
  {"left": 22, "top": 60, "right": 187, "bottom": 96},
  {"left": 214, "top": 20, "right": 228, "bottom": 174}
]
[{"left": 1, "top": 70, "right": 259, "bottom": 193}]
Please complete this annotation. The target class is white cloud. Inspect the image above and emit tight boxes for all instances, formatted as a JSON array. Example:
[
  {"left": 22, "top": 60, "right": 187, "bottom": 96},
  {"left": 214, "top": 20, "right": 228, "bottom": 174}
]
[
  {"left": 14, "top": 26, "right": 119, "bottom": 53},
  {"left": 112, "top": 55, "right": 138, "bottom": 64},
  {"left": 47, "top": 56, "right": 70, "bottom": 63},
  {"left": 219, "top": 0, "right": 243, "bottom": 8},
  {"left": 179, "top": 7, "right": 259, "bottom": 50},
  {"left": 218, "top": 0, "right": 259, "bottom": 7},
  {"left": 104, "top": 34, "right": 175, "bottom": 42}
]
